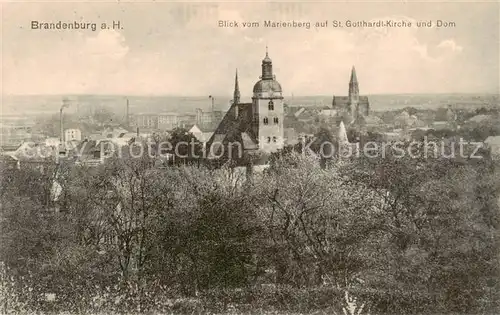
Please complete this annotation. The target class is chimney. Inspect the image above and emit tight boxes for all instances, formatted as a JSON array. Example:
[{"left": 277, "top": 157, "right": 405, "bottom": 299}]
[{"left": 126, "top": 98, "right": 130, "bottom": 127}]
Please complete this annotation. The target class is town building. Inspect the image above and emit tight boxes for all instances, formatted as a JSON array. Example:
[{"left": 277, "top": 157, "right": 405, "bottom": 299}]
[
  {"left": 178, "top": 113, "right": 197, "bottom": 128},
  {"left": 157, "top": 112, "right": 180, "bottom": 130},
  {"left": 129, "top": 111, "right": 199, "bottom": 131},
  {"left": 484, "top": 136, "right": 500, "bottom": 159},
  {"left": 64, "top": 128, "right": 82, "bottom": 141},
  {"left": 0, "top": 115, "right": 34, "bottom": 147},
  {"left": 195, "top": 108, "right": 225, "bottom": 130},
  {"left": 129, "top": 113, "right": 158, "bottom": 130}
]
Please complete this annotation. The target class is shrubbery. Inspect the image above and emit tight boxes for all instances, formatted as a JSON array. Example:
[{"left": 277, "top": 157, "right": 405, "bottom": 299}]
[{"left": 0, "top": 149, "right": 499, "bottom": 314}]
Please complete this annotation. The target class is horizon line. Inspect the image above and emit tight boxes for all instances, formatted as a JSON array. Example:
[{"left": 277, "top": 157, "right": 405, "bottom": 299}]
[{"left": 3, "top": 92, "right": 500, "bottom": 97}]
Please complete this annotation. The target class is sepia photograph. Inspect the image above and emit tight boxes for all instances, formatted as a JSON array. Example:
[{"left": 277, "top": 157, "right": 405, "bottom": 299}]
[{"left": 1, "top": 0, "right": 499, "bottom": 314}]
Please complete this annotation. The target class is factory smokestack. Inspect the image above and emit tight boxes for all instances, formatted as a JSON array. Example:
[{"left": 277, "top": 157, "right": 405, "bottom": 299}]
[{"left": 126, "top": 97, "right": 130, "bottom": 127}]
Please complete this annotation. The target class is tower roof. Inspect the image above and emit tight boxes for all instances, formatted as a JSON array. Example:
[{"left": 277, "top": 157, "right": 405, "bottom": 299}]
[
  {"left": 233, "top": 69, "right": 241, "bottom": 103},
  {"left": 260, "top": 47, "right": 276, "bottom": 81},
  {"left": 253, "top": 80, "right": 282, "bottom": 93},
  {"left": 234, "top": 69, "right": 240, "bottom": 93},
  {"left": 262, "top": 46, "right": 272, "bottom": 64},
  {"left": 255, "top": 47, "right": 281, "bottom": 93},
  {"left": 349, "top": 66, "right": 358, "bottom": 84}
]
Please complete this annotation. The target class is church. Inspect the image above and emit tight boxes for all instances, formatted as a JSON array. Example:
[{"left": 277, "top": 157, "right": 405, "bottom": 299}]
[
  {"left": 205, "top": 49, "right": 285, "bottom": 163},
  {"left": 332, "top": 66, "right": 370, "bottom": 124}
]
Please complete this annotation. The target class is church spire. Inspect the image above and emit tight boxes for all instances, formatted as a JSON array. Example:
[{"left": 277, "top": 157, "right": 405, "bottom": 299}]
[
  {"left": 349, "top": 66, "right": 358, "bottom": 84},
  {"left": 348, "top": 65, "right": 359, "bottom": 107},
  {"left": 233, "top": 68, "right": 240, "bottom": 105}
]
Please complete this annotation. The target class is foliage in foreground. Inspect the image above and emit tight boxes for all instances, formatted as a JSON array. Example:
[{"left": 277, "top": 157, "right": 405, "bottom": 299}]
[{"left": 0, "top": 150, "right": 499, "bottom": 314}]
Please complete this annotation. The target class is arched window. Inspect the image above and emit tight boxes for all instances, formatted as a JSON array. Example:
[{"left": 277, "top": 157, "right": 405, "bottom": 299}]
[
  {"left": 267, "top": 137, "right": 271, "bottom": 143},
  {"left": 273, "top": 117, "right": 279, "bottom": 124},
  {"left": 268, "top": 100, "right": 274, "bottom": 110},
  {"left": 272, "top": 136, "right": 277, "bottom": 143},
  {"left": 263, "top": 117, "right": 269, "bottom": 125}
]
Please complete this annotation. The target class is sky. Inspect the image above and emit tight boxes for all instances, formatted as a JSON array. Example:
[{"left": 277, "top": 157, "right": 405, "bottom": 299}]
[{"left": 2, "top": 0, "right": 499, "bottom": 96}]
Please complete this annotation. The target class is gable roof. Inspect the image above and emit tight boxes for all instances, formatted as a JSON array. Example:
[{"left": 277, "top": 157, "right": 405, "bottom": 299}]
[
  {"left": 332, "top": 95, "right": 369, "bottom": 107},
  {"left": 191, "top": 130, "right": 214, "bottom": 143},
  {"left": 294, "top": 107, "right": 306, "bottom": 117},
  {"left": 0, "top": 144, "right": 21, "bottom": 152},
  {"left": 13, "top": 143, "right": 56, "bottom": 162},
  {"left": 468, "top": 114, "right": 493, "bottom": 123},
  {"left": 0, "top": 154, "right": 19, "bottom": 162},
  {"left": 205, "top": 102, "right": 258, "bottom": 159}
]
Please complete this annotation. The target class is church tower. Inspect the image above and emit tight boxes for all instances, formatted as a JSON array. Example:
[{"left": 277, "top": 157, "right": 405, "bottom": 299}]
[
  {"left": 252, "top": 47, "right": 284, "bottom": 153},
  {"left": 348, "top": 66, "right": 359, "bottom": 118}
]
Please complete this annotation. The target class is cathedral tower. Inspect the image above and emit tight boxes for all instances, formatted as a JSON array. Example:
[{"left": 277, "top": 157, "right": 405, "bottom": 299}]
[
  {"left": 252, "top": 48, "right": 284, "bottom": 153},
  {"left": 348, "top": 66, "right": 359, "bottom": 118}
]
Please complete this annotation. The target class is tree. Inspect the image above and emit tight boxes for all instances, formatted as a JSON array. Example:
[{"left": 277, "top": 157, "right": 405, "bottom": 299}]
[
  {"left": 337, "top": 143, "right": 500, "bottom": 313},
  {"left": 167, "top": 128, "right": 203, "bottom": 164},
  {"left": 93, "top": 106, "right": 119, "bottom": 126},
  {"left": 256, "top": 153, "right": 380, "bottom": 287}
]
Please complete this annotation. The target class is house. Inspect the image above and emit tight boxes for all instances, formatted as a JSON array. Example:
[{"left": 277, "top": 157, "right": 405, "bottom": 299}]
[
  {"left": 45, "top": 137, "right": 61, "bottom": 147},
  {"left": 468, "top": 114, "right": 492, "bottom": 124},
  {"left": 0, "top": 143, "right": 21, "bottom": 153},
  {"left": 295, "top": 108, "right": 319, "bottom": 123},
  {"left": 188, "top": 124, "right": 215, "bottom": 143},
  {"left": 432, "top": 121, "right": 451, "bottom": 130},
  {"left": 362, "top": 115, "right": 384, "bottom": 128},
  {"left": 484, "top": 136, "right": 500, "bottom": 159},
  {"left": 319, "top": 106, "right": 337, "bottom": 117},
  {"left": 74, "top": 139, "right": 115, "bottom": 166},
  {"left": 293, "top": 107, "right": 306, "bottom": 118},
  {"left": 0, "top": 154, "right": 20, "bottom": 170},
  {"left": 10, "top": 142, "right": 56, "bottom": 171},
  {"left": 101, "top": 126, "right": 131, "bottom": 139},
  {"left": 64, "top": 128, "right": 82, "bottom": 141}
]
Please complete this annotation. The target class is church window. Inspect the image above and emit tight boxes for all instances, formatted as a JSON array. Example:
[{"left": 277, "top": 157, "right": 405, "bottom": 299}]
[
  {"left": 268, "top": 100, "right": 274, "bottom": 110},
  {"left": 273, "top": 117, "right": 279, "bottom": 124},
  {"left": 263, "top": 117, "right": 269, "bottom": 125},
  {"left": 272, "top": 136, "right": 277, "bottom": 143},
  {"left": 267, "top": 137, "right": 271, "bottom": 143}
]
